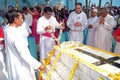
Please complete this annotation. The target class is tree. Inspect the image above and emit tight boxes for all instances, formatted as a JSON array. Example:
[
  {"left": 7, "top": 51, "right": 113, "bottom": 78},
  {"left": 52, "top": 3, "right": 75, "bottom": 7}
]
[
  {"left": 4, "top": 0, "right": 7, "bottom": 11},
  {"left": 86, "top": 0, "right": 89, "bottom": 18},
  {"left": 98, "top": 0, "right": 102, "bottom": 16},
  {"left": 110, "top": 0, "right": 113, "bottom": 13},
  {"left": 15, "top": 0, "right": 19, "bottom": 10},
  {"left": 75, "top": 0, "right": 77, "bottom": 4}
]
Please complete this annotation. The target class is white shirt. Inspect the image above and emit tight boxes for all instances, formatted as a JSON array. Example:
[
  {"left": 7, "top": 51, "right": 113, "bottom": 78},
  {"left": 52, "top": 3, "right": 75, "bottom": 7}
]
[
  {"left": 67, "top": 11, "right": 88, "bottom": 43},
  {"left": 37, "top": 15, "right": 60, "bottom": 34},
  {"left": 4, "top": 26, "right": 41, "bottom": 80},
  {"left": 67, "top": 11, "right": 88, "bottom": 31},
  {"left": 94, "top": 14, "right": 116, "bottom": 51},
  {"left": 18, "top": 22, "right": 30, "bottom": 46},
  {"left": 24, "top": 13, "right": 33, "bottom": 27},
  {"left": 86, "top": 16, "right": 98, "bottom": 46},
  {"left": 37, "top": 15, "right": 59, "bottom": 61}
]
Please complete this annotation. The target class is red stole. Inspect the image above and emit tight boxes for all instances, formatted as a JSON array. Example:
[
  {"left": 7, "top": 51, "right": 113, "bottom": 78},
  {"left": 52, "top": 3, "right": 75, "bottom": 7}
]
[{"left": 42, "top": 30, "right": 59, "bottom": 44}]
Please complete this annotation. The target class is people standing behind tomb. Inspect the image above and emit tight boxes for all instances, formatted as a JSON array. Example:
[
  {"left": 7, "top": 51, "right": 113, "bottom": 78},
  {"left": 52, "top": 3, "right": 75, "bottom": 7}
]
[
  {"left": 86, "top": 8, "right": 98, "bottom": 46},
  {"left": 37, "top": 6, "right": 64, "bottom": 63},
  {"left": 94, "top": 7, "right": 116, "bottom": 51},
  {"left": 58, "top": 8, "right": 69, "bottom": 43},
  {"left": 67, "top": 2, "right": 88, "bottom": 43},
  {"left": 4, "top": 10, "right": 44, "bottom": 80}
]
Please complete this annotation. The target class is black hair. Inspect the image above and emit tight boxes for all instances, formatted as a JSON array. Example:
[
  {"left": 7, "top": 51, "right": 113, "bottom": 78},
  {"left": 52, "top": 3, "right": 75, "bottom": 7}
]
[
  {"left": 30, "top": 7, "right": 34, "bottom": 12},
  {"left": 8, "top": 5, "right": 14, "bottom": 8},
  {"left": 22, "top": 6, "right": 27, "bottom": 11},
  {"left": 75, "top": 2, "right": 82, "bottom": 7},
  {"left": 5, "top": 10, "right": 22, "bottom": 23},
  {"left": 44, "top": 6, "right": 53, "bottom": 13},
  {"left": 8, "top": 5, "right": 15, "bottom": 11}
]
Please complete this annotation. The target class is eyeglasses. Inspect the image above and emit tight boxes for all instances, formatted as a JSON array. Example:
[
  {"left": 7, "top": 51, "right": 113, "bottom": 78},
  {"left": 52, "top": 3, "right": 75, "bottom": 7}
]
[
  {"left": 75, "top": 8, "right": 81, "bottom": 10},
  {"left": 45, "top": 12, "right": 52, "bottom": 16}
]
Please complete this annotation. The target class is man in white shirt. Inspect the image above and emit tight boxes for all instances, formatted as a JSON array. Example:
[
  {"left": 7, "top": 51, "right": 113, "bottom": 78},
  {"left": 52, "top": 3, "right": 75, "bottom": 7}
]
[
  {"left": 67, "top": 3, "right": 88, "bottom": 43},
  {"left": 4, "top": 10, "right": 44, "bottom": 80},
  {"left": 37, "top": 7, "right": 64, "bottom": 63},
  {"left": 94, "top": 7, "right": 116, "bottom": 51},
  {"left": 86, "top": 8, "right": 98, "bottom": 46}
]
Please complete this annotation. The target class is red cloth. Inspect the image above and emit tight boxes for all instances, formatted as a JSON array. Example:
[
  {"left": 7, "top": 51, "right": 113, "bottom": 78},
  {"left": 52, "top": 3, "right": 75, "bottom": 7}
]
[
  {"left": 0, "top": 27, "right": 4, "bottom": 38},
  {"left": 42, "top": 30, "right": 58, "bottom": 38},
  {"left": 42, "top": 32, "right": 52, "bottom": 37},
  {"left": 113, "top": 27, "right": 120, "bottom": 42},
  {"left": 31, "top": 11, "right": 40, "bottom": 44},
  {"left": 0, "top": 27, "right": 4, "bottom": 44},
  {"left": 42, "top": 30, "right": 59, "bottom": 44}
]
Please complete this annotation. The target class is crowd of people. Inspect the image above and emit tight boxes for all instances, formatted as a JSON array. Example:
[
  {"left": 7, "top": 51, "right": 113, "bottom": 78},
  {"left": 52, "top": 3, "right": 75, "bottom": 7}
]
[{"left": 0, "top": 2, "right": 120, "bottom": 80}]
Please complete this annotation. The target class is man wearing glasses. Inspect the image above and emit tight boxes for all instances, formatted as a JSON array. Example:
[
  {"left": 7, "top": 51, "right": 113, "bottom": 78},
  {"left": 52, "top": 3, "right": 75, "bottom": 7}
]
[{"left": 37, "top": 6, "right": 64, "bottom": 63}]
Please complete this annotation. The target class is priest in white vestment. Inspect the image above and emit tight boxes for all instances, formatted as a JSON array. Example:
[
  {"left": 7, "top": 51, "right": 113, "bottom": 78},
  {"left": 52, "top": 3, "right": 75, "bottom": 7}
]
[
  {"left": 67, "top": 3, "right": 88, "bottom": 43},
  {"left": 86, "top": 9, "right": 98, "bottom": 46},
  {"left": 4, "top": 10, "right": 44, "bottom": 80},
  {"left": 94, "top": 7, "right": 116, "bottom": 51},
  {"left": 37, "top": 7, "right": 64, "bottom": 63}
]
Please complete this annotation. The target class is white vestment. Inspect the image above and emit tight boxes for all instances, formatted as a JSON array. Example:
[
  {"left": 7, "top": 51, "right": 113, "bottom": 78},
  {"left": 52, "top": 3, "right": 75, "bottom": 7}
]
[
  {"left": 86, "top": 16, "right": 98, "bottom": 46},
  {"left": 24, "top": 13, "right": 32, "bottom": 33},
  {"left": 37, "top": 15, "right": 59, "bottom": 62},
  {"left": 18, "top": 22, "right": 30, "bottom": 46},
  {"left": 4, "top": 26, "right": 41, "bottom": 80},
  {"left": 24, "top": 13, "right": 32, "bottom": 26},
  {"left": 94, "top": 14, "right": 116, "bottom": 51},
  {"left": 67, "top": 11, "right": 88, "bottom": 43}
]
